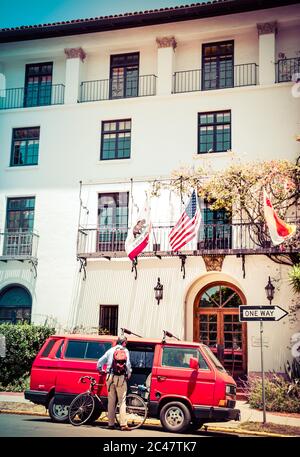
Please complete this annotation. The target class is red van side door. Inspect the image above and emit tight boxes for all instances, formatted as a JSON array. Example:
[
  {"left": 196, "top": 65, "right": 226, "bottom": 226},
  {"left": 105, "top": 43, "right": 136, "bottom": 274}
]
[
  {"left": 55, "top": 338, "right": 112, "bottom": 396},
  {"left": 151, "top": 345, "right": 216, "bottom": 405}
]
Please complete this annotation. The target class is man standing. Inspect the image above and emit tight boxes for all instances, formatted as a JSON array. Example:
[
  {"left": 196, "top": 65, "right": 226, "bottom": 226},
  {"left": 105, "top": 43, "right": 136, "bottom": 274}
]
[{"left": 97, "top": 336, "right": 132, "bottom": 431}]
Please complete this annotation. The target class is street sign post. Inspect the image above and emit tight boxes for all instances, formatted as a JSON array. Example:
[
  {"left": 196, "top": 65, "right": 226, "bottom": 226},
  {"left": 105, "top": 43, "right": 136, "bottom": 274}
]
[{"left": 239, "top": 305, "right": 288, "bottom": 424}]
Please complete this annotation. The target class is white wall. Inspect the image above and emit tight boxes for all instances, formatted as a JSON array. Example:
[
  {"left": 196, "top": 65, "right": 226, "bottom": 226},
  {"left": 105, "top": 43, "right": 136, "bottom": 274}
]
[{"left": 0, "top": 3, "right": 300, "bottom": 370}]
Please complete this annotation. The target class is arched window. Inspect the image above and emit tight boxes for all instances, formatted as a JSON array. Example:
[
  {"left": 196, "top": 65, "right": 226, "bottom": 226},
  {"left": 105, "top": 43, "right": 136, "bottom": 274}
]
[
  {"left": 0, "top": 285, "right": 32, "bottom": 324},
  {"left": 199, "top": 284, "right": 243, "bottom": 308}
]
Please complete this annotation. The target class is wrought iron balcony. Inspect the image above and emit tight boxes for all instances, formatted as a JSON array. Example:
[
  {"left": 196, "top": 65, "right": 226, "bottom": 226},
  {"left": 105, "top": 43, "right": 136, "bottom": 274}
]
[
  {"left": 0, "top": 84, "right": 65, "bottom": 110},
  {"left": 0, "top": 231, "right": 39, "bottom": 260},
  {"left": 79, "top": 74, "right": 157, "bottom": 102},
  {"left": 173, "top": 63, "right": 259, "bottom": 94},
  {"left": 275, "top": 57, "right": 300, "bottom": 83},
  {"left": 77, "top": 221, "right": 299, "bottom": 259}
]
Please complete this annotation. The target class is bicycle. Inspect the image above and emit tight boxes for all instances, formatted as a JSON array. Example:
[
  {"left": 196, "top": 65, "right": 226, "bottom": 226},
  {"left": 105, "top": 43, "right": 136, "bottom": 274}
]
[{"left": 68, "top": 375, "right": 148, "bottom": 430}]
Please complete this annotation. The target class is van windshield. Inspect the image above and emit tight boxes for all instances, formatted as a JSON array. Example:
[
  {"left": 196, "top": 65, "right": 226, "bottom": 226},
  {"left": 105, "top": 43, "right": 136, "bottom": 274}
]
[{"left": 202, "top": 345, "right": 226, "bottom": 372}]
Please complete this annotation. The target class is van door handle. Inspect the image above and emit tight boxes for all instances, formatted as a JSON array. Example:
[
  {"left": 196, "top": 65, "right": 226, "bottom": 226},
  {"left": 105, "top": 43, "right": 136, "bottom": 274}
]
[{"left": 157, "top": 376, "right": 166, "bottom": 381}]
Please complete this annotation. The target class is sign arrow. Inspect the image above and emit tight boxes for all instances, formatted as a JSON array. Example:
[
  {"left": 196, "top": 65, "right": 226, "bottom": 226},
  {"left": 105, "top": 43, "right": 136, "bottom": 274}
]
[{"left": 239, "top": 305, "right": 288, "bottom": 322}]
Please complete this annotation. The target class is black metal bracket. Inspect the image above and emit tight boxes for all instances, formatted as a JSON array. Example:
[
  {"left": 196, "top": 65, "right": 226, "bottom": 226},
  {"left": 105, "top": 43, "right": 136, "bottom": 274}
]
[
  {"left": 78, "top": 256, "right": 87, "bottom": 281},
  {"left": 242, "top": 254, "right": 246, "bottom": 279},
  {"left": 237, "top": 253, "right": 246, "bottom": 279},
  {"left": 179, "top": 254, "right": 187, "bottom": 279},
  {"left": 131, "top": 257, "right": 138, "bottom": 280},
  {"left": 29, "top": 259, "right": 38, "bottom": 279}
]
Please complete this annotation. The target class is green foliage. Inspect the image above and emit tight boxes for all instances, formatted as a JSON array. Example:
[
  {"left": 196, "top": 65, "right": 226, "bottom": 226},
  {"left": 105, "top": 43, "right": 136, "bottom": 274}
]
[
  {"left": 0, "top": 323, "right": 54, "bottom": 390},
  {"left": 247, "top": 375, "right": 300, "bottom": 413},
  {"left": 289, "top": 264, "right": 300, "bottom": 294}
]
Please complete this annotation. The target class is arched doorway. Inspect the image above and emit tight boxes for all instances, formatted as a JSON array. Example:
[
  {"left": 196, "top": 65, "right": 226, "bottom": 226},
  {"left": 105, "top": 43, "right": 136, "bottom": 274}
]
[
  {"left": 0, "top": 285, "right": 32, "bottom": 324},
  {"left": 194, "top": 281, "right": 247, "bottom": 380}
]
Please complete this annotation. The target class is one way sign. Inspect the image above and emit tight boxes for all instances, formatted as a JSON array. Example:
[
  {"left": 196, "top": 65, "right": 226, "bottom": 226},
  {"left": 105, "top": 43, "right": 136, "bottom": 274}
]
[{"left": 239, "top": 305, "right": 288, "bottom": 322}]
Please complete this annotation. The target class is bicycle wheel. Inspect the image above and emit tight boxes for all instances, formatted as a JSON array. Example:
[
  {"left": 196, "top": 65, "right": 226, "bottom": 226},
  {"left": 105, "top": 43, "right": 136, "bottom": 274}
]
[
  {"left": 68, "top": 393, "right": 95, "bottom": 426},
  {"left": 116, "top": 394, "right": 147, "bottom": 430}
]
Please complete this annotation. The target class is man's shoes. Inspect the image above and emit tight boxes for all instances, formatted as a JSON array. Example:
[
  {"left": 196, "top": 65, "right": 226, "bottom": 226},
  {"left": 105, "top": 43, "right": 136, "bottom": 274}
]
[
  {"left": 120, "top": 425, "right": 131, "bottom": 431},
  {"left": 107, "top": 425, "right": 115, "bottom": 430}
]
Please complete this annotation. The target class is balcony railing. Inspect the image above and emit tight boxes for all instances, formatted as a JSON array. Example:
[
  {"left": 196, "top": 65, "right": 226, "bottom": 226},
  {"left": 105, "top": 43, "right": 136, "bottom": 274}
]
[
  {"left": 77, "top": 221, "right": 299, "bottom": 258},
  {"left": 0, "top": 231, "right": 39, "bottom": 259},
  {"left": 79, "top": 75, "right": 157, "bottom": 102},
  {"left": 275, "top": 57, "right": 300, "bottom": 83},
  {"left": 0, "top": 84, "right": 65, "bottom": 110},
  {"left": 173, "top": 63, "right": 258, "bottom": 94}
]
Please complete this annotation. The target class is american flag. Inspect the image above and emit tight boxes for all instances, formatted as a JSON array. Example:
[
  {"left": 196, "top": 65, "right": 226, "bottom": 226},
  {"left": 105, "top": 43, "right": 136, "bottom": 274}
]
[{"left": 169, "top": 190, "right": 201, "bottom": 252}]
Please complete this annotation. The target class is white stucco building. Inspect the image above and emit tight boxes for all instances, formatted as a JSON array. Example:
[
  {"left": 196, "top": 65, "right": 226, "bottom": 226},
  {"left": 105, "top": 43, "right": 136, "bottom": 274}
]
[{"left": 0, "top": 0, "right": 299, "bottom": 380}]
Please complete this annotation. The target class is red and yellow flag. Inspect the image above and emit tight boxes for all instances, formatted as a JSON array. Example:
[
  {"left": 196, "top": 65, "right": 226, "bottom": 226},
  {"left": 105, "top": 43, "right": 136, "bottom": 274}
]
[{"left": 263, "top": 188, "right": 296, "bottom": 246}]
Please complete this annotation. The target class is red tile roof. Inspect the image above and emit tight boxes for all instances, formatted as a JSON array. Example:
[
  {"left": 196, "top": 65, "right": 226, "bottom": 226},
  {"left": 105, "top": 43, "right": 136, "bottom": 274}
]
[{"left": 0, "top": 0, "right": 298, "bottom": 43}]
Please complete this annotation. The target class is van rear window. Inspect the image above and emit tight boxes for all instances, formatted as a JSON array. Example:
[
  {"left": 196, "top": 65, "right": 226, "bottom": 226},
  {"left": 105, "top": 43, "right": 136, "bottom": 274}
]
[
  {"left": 65, "top": 340, "right": 111, "bottom": 360},
  {"left": 41, "top": 339, "right": 56, "bottom": 357}
]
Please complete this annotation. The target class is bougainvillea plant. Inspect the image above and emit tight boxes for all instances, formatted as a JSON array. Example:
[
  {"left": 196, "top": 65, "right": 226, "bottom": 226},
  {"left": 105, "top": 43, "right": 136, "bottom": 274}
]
[{"left": 152, "top": 159, "right": 300, "bottom": 265}]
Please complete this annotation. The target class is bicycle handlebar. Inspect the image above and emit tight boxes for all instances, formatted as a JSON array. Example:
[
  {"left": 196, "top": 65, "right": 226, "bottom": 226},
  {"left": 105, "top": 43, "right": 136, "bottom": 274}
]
[{"left": 78, "top": 376, "right": 96, "bottom": 384}]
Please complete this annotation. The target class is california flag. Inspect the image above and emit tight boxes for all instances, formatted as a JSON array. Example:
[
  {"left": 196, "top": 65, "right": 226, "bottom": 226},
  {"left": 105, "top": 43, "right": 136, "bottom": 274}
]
[
  {"left": 263, "top": 188, "right": 296, "bottom": 246},
  {"left": 125, "top": 195, "right": 151, "bottom": 260}
]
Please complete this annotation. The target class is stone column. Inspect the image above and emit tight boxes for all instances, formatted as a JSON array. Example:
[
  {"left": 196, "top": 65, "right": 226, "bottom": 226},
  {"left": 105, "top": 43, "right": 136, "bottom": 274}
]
[
  {"left": 156, "top": 36, "right": 177, "bottom": 96},
  {"left": 64, "top": 47, "right": 86, "bottom": 104},
  {"left": 257, "top": 22, "right": 277, "bottom": 86}
]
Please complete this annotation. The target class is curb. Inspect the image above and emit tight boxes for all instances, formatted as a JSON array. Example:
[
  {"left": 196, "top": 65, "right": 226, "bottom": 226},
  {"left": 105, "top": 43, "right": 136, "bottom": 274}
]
[
  {"left": 0, "top": 409, "right": 48, "bottom": 417},
  {"left": 205, "top": 425, "right": 294, "bottom": 438},
  {"left": 0, "top": 409, "right": 296, "bottom": 437}
]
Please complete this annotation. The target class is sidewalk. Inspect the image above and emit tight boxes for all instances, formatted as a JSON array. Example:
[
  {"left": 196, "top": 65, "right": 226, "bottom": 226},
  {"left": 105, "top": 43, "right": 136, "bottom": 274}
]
[
  {"left": 1, "top": 393, "right": 300, "bottom": 435},
  {"left": 205, "top": 400, "right": 300, "bottom": 428}
]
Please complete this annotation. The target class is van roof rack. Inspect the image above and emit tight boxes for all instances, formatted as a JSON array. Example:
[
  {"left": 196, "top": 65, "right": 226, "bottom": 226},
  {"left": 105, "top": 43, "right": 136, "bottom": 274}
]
[
  {"left": 121, "top": 328, "right": 143, "bottom": 338},
  {"left": 162, "top": 330, "right": 180, "bottom": 343}
]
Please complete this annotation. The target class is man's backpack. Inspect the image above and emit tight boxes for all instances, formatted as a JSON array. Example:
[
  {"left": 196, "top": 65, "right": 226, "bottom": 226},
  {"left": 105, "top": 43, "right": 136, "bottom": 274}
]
[{"left": 111, "top": 347, "right": 127, "bottom": 376}]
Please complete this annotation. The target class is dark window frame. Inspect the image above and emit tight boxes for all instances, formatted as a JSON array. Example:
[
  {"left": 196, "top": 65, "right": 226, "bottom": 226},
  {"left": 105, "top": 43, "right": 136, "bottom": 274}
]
[
  {"left": 10, "top": 127, "right": 40, "bottom": 167},
  {"left": 24, "top": 62, "right": 53, "bottom": 107},
  {"left": 99, "top": 305, "right": 119, "bottom": 335},
  {"left": 197, "top": 110, "right": 231, "bottom": 154},
  {"left": 6, "top": 197, "right": 35, "bottom": 232},
  {"left": 109, "top": 52, "right": 140, "bottom": 99},
  {"left": 100, "top": 119, "right": 131, "bottom": 160},
  {"left": 202, "top": 40, "right": 234, "bottom": 91}
]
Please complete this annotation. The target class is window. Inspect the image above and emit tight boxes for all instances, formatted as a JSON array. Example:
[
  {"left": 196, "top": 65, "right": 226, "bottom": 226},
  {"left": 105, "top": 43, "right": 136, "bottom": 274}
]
[
  {"left": 11, "top": 127, "right": 40, "bottom": 166},
  {"left": 202, "top": 41, "right": 234, "bottom": 90},
  {"left": 98, "top": 193, "right": 128, "bottom": 251},
  {"left": 110, "top": 53, "right": 139, "bottom": 99},
  {"left": 198, "top": 111, "right": 231, "bottom": 154},
  {"left": 65, "top": 340, "right": 111, "bottom": 360},
  {"left": 101, "top": 120, "right": 131, "bottom": 160},
  {"left": 127, "top": 346, "right": 154, "bottom": 369},
  {"left": 0, "top": 285, "right": 32, "bottom": 324},
  {"left": 6, "top": 197, "right": 35, "bottom": 232},
  {"left": 24, "top": 62, "right": 53, "bottom": 107},
  {"left": 162, "top": 347, "right": 208, "bottom": 370},
  {"left": 99, "top": 305, "right": 118, "bottom": 335},
  {"left": 41, "top": 339, "right": 56, "bottom": 357},
  {"left": 4, "top": 197, "right": 35, "bottom": 255},
  {"left": 199, "top": 203, "right": 232, "bottom": 249}
]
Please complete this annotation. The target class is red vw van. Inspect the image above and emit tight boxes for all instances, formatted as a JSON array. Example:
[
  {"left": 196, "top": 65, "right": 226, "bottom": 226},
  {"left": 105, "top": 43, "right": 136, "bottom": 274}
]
[{"left": 25, "top": 333, "right": 240, "bottom": 433}]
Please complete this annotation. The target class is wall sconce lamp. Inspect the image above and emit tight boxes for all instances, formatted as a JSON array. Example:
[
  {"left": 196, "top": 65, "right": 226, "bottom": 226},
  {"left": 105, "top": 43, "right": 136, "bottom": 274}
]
[
  {"left": 154, "top": 277, "right": 163, "bottom": 305},
  {"left": 265, "top": 276, "right": 275, "bottom": 305}
]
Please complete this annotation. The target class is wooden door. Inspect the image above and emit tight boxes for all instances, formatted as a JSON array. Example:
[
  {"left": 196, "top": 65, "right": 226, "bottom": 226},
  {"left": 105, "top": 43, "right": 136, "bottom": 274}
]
[{"left": 194, "top": 282, "right": 247, "bottom": 380}]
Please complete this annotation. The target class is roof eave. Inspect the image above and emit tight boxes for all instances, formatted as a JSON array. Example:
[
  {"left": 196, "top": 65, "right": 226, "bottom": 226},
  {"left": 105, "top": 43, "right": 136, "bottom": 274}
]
[{"left": 0, "top": 0, "right": 298, "bottom": 43}]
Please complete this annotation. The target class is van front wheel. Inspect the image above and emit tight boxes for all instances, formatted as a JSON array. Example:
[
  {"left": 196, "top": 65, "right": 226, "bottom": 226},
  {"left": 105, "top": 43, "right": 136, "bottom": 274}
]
[
  {"left": 48, "top": 396, "right": 69, "bottom": 423},
  {"left": 160, "top": 402, "right": 191, "bottom": 433}
]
